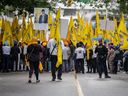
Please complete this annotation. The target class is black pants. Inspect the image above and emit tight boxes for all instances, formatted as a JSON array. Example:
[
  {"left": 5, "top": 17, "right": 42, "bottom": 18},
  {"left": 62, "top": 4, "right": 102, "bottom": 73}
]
[
  {"left": 29, "top": 61, "right": 39, "bottom": 80},
  {"left": 113, "top": 60, "right": 118, "bottom": 74},
  {"left": 3, "top": 54, "right": 10, "bottom": 72},
  {"left": 92, "top": 58, "right": 97, "bottom": 73},
  {"left": 11, "top": 56, "right": 18, "bottom": 71},
  {"left": 124, "top": 59, "right": 128, "bottom": 72},
  {"left": 97, "top": 57, "right": 108, "bottom": 77},
  {"left": 75, "top": 59, "right": 84, "bottom": 73},
  {"left": 51, "top": 55, "right": 62, "bottom": 79},
  {"left": 86, "top": 59, "right": 93, "bottom": 73}
]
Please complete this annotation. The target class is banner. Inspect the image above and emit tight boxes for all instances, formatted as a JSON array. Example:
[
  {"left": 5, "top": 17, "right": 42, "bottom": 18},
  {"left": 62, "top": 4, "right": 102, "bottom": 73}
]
[{"left": 34, "top": 8, "right": 49, "bottom": 30}]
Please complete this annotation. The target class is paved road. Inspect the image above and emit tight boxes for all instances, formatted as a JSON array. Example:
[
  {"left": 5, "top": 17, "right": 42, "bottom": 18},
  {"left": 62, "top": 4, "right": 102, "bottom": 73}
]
[
  {"left": 77, "top": 72, "right": 128, "bottom": 96},
  {"left": 0, "top": 72, "right": 77, "bottom": 96},
  {"left": 0, "top": 72, "right": 128, "bottom": 96}
]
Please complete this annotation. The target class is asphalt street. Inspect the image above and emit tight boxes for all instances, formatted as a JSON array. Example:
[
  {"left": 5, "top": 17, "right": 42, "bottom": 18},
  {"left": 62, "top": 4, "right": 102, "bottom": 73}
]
[{"left": 0, "top": 72, "right": 128, "bottom": 96}]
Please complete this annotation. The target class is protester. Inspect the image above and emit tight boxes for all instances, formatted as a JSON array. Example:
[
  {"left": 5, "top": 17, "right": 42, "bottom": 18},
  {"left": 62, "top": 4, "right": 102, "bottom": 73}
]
[
  {"left": 47, "top": 38, "right": 63, "bottom": 81},
  {"left": 10, "top": 41, "right": 20, "bottom": 72},
  {"left": 113, "top": 46, "right": 121, "bottom": 74},
  {"left": 123, "top": 50, "right": 128, "bottom": 74},
  {"left": 92, "top": 44, "right": 97, "bottom": 73},
  {"left": 2, "top": 41, "right": 11, "bottom": 72},
  {"left": 27, "top": 39, "right": 42, "bottom": 83},
  {"left": 18, "top": 42, "right": 24, "bottom": 71},
  {"left": 40, "top": 41, "right": 47, "bottom": 71},
  {"left": 86, "top": 48, "right": 93, "bottom": 73},
  {"left": 0, "top": 41, "right": 3, "bottom": 72},
  {"left": 74, "top": 42, "right": 85, "bottom": 74},
  {"left": 68, "top": 41, "right": 75, "bottom": 71},
  {"left": 95, "top": 39, "right": 111, "bottom": 78},
  {"left": 62, "top": 41, "right": 71, "bottom": 72},
  {"left": 23, "top": 42, "right": 28, "bottom": 71},
  {"left": 107, "top": 45, "right": 115, "bottom": 73}
]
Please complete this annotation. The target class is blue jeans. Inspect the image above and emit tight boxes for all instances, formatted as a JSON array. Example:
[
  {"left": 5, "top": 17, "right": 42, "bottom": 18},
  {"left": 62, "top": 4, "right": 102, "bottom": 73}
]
[{"left": 63, "top": 60, "right": 69, "bottom": 72}]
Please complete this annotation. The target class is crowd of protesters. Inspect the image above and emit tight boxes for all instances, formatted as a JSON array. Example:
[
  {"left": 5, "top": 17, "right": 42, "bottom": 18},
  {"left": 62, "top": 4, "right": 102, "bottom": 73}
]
[{"left": 0, "top": 38, "right": 128, "bottom": 82}]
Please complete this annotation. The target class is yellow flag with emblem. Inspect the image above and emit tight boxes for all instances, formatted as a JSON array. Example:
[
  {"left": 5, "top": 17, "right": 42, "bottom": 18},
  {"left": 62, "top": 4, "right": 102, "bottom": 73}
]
[{"left": 55, "top": 8, "right": 62, "bottom": 68}]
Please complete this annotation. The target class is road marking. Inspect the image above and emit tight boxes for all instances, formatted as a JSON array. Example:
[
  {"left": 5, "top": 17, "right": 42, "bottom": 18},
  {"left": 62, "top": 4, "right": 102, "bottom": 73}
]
[{"left": 73, "top": 70, "right": 84, "bottom": 96}]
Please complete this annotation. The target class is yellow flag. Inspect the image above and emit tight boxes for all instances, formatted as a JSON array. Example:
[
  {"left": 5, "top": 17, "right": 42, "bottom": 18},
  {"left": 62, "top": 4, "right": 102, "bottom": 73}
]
[
  {"left": 39, "top": 62, "right": 43, "bottom": 72},
  {"left": 118, "top": 14, "right": 127, "bottom": 36},
  {"left": 3, "top": 20, "right": 12, "bottom": 45},
  {"left": 55, "top": 22, "right": 62, "bottom": 68},
  {"left": 86, "top": 49, "right": 90, "bottom": 60},
  {"left": 95, "top": 11, "right": 100, "bottom": 37},
  {"left": 1, "top": 18, "right": 5, "bottom": 33},
  {"left": 23, "top": 17, "right": 33, "bottom": 43},
  {"left": 0, "top": 18, "right": 5, "bottom": 41},
  {"left": 67, "top": 16, "right": 74, "bottom": 42},
  {"left": 120, "top": 37, "right": 128, "bottom": 50},
  {"left": 48, "top": 11, "right": 53, "bottom": 25},
  {"left": 0, "top": 18, "right": 2, "bottom": 28},
  {"left": 54, "top": 8, "right": 62, "bottom": 68},
  {"left": 11, "top": 16, "right": 19, "bottom": 32},
  {"left": 49, "top": 24, "right": 55, "bottom": 39}
]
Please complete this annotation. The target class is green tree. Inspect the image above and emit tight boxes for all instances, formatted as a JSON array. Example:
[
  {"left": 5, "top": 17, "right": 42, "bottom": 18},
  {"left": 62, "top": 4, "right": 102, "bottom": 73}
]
[
  {"left": 0, "top": 0, "right": 52, "bottom": 14},
  {"left": 117, "top": 0, "right": 128, "bottom": 14}
]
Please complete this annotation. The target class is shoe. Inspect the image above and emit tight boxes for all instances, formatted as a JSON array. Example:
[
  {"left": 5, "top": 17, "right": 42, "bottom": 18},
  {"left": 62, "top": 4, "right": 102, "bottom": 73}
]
[
  {"left": 36, "top": 80, "right": 40, "bottom": 83},
  {"left": 105, "top": 76, "right": 111, "bottom": 78},
  {"left": 99, "top": 76, "right": 102, "bottom": 78},
  {"left": 52, "top": 78, "right": 55, "bottom": 81},
  {"left": 28, "top": 80, "right": 32, "bottom": 83},
  {"left": 57, "top": 77, "right": 62, "bottom": 80}
]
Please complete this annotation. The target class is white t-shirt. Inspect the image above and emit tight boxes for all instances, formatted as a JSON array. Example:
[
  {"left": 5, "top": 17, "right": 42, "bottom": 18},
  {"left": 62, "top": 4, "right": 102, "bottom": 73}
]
[
  {"left": 75, "top": 47, "right": 85, "bottom": 59},
  {"left": 23, "top": 45, "right": 28, "bottom": 55},
  {"left": 47, "top": 39, "right": 57, "bottom": 55},
  {"left": 2, "top": 46, "right": 11, "bottom": 55},
  {"left": 63, "top": 46, "right": 70, "bottom": 60},
  {"left": 47, "top": 38, "right": 64, "bottom": 55},
  {"left": 92, "top": 45, "right": 97, "bottom": 58}
]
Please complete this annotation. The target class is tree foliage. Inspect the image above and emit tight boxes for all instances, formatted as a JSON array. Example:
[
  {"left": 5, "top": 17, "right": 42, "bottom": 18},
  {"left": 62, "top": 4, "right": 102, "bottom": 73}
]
[
  {"left": 117, "top": 0, "right": 128, "bottom": 14},
  {"left": 0, "top": 0, "right": 51, "bottom": 14}
]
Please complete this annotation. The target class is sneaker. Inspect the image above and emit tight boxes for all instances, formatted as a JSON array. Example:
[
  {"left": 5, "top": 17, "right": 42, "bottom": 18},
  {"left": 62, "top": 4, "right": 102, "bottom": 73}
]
[
  {"left": 28, "top": 80, "right": 32, "bottom": 83},
  {"left": 52, "top": 78, "right": 55, "bottom": 81},
  {"left": 105, "top": 76, "right": 111, "bottom": 78},
  {"left": 57, "top": 77, "right": 62, "bottom": 80},
  {"left": 36, "top": 80, "right": 40, "bottom": 83}
]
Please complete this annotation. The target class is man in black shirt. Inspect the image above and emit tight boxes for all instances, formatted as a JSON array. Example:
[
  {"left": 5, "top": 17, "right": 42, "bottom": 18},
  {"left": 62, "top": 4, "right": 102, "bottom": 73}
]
[
  {"left": 95, "top": 39, "right": 111, "bottom": 78},
  {"left": 27, "top": 41, "right": 42, "bottom": 83},
  {"left": 11, "top": 41, "right": 20, "bottom": 71}
]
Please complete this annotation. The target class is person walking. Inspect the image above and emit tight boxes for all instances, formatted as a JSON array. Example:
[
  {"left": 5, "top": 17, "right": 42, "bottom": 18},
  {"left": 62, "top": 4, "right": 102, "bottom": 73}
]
[
  {"left": 95, "top": 39, "right": 111, "bottom": 78},
  {"left": 27, "top": 40, "right": 42, "bottom": 83},
  {"left": 74, "top": 43, "right": 85, "bottom": 74},
  {"left": 47, "top": 38, "right": 64, "bottom": 81}
]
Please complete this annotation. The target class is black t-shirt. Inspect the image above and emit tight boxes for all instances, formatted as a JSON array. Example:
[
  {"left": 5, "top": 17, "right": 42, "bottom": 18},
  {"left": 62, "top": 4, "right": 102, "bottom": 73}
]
[
  {"left": 27, "top": 44, "right": 42, "bottom": 62},
  {"left": 95, "top": 44, "right": 108, "bottom": 57}
]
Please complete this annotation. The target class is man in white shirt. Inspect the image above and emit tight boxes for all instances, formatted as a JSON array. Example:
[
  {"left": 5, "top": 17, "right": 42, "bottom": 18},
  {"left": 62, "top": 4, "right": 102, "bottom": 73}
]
[
  {"left": 47, "top": 38, "right": 64, "bottom": 81},
  {"left": 2, "top": 41, "right": 11, "bottom": 72},
  {"left": 62, "top": 43, "right": 71, "bottom": 72},
  {"left": 74, "top": 43, "right": 85, "bottom": 74}
]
